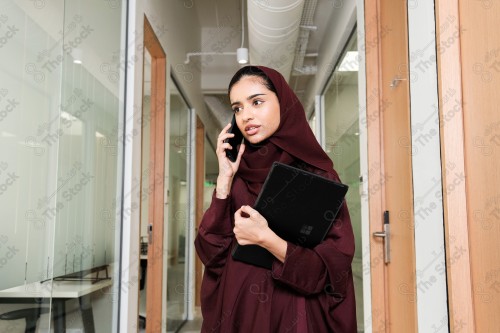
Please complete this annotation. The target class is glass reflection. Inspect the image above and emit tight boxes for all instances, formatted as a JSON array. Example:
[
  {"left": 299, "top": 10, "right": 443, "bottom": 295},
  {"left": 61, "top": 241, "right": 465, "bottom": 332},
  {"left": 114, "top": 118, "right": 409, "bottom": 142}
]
[
  {"left": 167, "top": 82, "right": 190, "bottom": 332},
  {"left": 0, "top": 0, "right": 126, "bottom": 332},
  {"left": 323, "top": 30, "right": 364, "bottom": 331},
  {"left": 138, "top": 48, "right": 152, "bottom": 328}
]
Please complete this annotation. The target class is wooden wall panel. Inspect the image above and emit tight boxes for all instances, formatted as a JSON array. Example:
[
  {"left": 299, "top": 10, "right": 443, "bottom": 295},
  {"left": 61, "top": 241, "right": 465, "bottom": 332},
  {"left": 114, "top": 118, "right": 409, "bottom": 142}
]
[
  {"left": 458, "top": 1, "right": 500, "bottom": 332},
  {"left": 434, "top": 1, "right": 475, "bottom": 332},
  {"left": 144, "top": 16, "right": 166, "bottom": 332},
  {"left": 364, "top": 0, "right": 387, "bottom": 330}
]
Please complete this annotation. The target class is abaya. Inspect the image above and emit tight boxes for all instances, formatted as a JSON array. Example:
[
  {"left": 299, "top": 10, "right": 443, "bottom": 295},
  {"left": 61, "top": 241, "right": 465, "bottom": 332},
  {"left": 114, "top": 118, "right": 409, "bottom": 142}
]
[{"left": 194, "top": 66, "right": 357, "bottom": 333}]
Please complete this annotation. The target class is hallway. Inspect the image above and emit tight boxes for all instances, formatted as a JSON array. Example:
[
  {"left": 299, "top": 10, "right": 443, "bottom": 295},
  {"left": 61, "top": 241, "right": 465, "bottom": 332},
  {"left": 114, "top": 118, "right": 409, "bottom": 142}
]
[
  {"left": 138, "top": 310, "right": 202, "bottom": 333},
  {"left": 177, "top": 315, "right": 202, "bottom": 333}
]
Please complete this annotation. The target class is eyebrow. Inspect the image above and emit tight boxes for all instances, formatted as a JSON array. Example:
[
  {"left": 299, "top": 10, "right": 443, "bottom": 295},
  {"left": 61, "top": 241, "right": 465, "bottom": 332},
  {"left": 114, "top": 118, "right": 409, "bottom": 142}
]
[{"left": 231, "top": 93, "right": 266, "bottom": 107}]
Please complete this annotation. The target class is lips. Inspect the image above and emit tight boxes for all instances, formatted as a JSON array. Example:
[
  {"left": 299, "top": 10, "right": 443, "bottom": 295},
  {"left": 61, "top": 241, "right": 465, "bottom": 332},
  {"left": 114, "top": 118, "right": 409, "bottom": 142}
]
[{"left": 245, "top": 124, "right": 260, "bottom": 136}]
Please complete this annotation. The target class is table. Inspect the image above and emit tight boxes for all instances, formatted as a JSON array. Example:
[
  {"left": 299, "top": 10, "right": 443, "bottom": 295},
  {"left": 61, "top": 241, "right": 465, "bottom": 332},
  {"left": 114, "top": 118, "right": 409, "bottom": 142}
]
[{"left": 0, "top": 279, "right": 112, "bottom": 333}]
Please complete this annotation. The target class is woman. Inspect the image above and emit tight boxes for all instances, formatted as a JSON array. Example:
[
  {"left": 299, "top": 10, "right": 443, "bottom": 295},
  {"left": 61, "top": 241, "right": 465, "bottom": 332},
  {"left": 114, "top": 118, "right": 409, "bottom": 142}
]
[{"left": 195, "top": 66, "right": 356, "bottom": 332}]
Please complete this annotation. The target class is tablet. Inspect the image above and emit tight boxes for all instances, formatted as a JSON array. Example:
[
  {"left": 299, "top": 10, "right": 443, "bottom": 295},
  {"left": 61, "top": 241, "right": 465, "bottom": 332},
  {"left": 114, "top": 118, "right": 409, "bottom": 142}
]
[{"left": 232, "top": 162, "right": 348, "bottom": 269}]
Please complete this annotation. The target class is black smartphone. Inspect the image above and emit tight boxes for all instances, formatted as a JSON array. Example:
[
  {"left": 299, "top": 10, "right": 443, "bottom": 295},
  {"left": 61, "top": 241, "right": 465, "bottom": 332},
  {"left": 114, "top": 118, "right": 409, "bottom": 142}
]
[{"left": 224, "top": 115, "right": 244, "bottom": 162}]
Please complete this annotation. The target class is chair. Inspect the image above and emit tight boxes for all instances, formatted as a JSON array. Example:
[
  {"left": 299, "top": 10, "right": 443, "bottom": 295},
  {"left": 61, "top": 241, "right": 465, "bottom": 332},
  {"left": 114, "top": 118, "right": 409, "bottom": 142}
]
[{"left": 0, "top": 307, "right": 50, "bottom": 333}]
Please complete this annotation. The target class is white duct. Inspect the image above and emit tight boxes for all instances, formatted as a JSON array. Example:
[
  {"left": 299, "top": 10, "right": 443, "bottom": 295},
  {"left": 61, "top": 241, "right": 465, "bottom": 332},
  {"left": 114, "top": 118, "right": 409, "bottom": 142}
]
[{"left": 247, "top": 0, "right": 305, "bottom": 81}]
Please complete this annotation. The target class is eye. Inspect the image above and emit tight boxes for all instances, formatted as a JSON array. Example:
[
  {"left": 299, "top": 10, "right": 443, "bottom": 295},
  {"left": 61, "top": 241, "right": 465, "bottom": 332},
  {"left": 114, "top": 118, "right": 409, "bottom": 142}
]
[
  {"left": 253, "top": 99, "right": 263, "bottom": 106},
  {"left": 232, "top": 106, "right": 242, "bottom": 113}
]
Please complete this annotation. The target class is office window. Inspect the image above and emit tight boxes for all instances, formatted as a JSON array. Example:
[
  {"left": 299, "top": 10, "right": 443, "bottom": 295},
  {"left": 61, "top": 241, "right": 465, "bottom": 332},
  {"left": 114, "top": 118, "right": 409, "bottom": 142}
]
[
  {"left": 323, "top": 30, "right": 365, "bottom": 331},
  {"left": 167, "top": 80, "right": 191, "bottom": 331},
  {"left": 0, "top": 1, "right": 127, "bottom": 332}
]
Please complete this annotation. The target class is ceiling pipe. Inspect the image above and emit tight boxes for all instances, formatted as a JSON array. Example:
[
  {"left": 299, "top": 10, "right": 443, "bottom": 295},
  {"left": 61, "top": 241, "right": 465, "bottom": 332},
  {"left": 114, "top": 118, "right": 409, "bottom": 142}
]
[
  {"left": 184, "top": 52, "right": 236, "bottom": 64},
  {"left": 292, "top": 0, "right": 318, "bottom": 76},
  {"left": 247, "top": 0, "right": 305, "bottom": 81}
]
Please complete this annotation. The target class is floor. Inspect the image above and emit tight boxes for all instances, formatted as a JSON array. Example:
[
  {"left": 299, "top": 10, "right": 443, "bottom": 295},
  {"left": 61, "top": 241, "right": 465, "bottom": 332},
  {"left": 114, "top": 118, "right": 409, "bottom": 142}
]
[
  {"left": 139, "top": 261, "right": 203, "bottom": 333},
  {"left": 138, "top": 311, "right": 202, "bottom": 333},
  {"left": 177, "top": 315, "right": 203, "bottom": 333}
]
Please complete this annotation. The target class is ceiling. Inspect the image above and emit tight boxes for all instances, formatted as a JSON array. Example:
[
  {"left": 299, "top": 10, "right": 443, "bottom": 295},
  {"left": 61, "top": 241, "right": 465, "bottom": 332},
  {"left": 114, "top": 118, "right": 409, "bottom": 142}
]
[
  {"left": 189, "top": 0, "right": 336, "bottom": 176},
  {"left": 190, "top": 0, "right": 339, "bottom": 128}
]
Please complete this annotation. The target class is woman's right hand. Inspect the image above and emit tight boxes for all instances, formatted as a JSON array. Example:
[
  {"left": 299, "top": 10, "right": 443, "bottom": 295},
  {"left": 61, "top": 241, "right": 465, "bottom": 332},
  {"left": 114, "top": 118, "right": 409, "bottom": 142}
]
[{"left": 215, "top": 122, "right": 246, "bottom": 198}]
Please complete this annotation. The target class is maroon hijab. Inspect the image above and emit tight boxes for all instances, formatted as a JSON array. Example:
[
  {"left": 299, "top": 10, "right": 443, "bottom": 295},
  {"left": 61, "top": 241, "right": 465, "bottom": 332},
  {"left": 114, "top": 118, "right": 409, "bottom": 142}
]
[{"left": 236, "top": 66, "right": 334, "bottom": 195}]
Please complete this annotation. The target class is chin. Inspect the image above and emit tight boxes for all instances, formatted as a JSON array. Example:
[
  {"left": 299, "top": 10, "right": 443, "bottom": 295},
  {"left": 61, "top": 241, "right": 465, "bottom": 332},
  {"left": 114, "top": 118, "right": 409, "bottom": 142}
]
[{"left": 245, "top": 135, "right": 266, "bottom": 145}]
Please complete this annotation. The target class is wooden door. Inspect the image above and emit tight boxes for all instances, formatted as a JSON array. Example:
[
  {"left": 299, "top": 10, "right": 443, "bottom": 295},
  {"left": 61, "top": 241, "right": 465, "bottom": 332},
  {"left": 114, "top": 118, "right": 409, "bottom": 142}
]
[
  {"left": 365, "top": 1, "right": 418, "bottom": 332},
  {"left": 142, "top": 16, "right": 166, "bottom": 333}
]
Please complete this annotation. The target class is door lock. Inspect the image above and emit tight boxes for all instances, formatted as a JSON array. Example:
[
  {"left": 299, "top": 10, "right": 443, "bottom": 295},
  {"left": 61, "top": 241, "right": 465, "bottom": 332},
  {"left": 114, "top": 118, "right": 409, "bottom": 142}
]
[{"left": 373, "top": 210, "right": 391, "bottom": 264}]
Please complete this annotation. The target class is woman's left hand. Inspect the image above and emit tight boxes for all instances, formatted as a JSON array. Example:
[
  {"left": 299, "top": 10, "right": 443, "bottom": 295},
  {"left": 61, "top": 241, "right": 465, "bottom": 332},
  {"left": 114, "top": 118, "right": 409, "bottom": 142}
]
[
  {"left": 233, "top": 205, "right": 270, "bottom": 246},
  {"left": 234, "top": 205, "right": 288, "bottom": 262}
]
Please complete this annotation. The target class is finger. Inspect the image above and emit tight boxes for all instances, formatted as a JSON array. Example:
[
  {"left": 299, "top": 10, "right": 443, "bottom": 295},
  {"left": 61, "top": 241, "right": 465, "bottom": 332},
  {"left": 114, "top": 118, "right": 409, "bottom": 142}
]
[
  {"left": 222, "top": 122, "right": 231, "bottom": 133},
  {"left": 240, "top": 205, "right": 257, "bottom": 216},
  {"left": 216, "top": 143, "right": 233, "bottom": 155},
  {"left": 221, "top": 142, "right": 232, "bottom": 151},
  {"left": 218, "top": 132, "right": 235, "bottom": 143},
  {"left": 217, "top": 123, "right": 233, "bottom": 142},
  {"left": 235, "top": 142, "right": 246, "bottom": 163},
  {"left": 234, "top": 206, "right": 244, "bottom": 217}
]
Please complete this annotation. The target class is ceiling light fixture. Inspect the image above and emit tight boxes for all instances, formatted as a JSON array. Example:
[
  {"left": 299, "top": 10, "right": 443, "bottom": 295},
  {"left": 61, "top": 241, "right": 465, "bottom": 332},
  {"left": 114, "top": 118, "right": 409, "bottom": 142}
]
[
  {"left": 237, "top": 47, "right": 248, "bottom": 64},
  {"left": 72, "top": 48, "right": 83, "bottom": 64},
  {"left": 237, "top": 0, "right": 248, "bottom": 64}
]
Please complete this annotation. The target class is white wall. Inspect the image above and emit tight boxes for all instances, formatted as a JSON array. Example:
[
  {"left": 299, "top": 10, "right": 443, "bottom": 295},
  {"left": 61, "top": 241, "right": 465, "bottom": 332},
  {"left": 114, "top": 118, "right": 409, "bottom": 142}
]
[{"left": 407, "top": 2, "right": 449, "bottom": 332}]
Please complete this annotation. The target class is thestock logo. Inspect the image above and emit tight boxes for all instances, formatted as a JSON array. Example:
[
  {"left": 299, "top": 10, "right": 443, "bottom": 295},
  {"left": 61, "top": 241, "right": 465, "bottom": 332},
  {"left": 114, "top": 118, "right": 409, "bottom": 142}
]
[
  {"left": 104, "top": 0, "right": 120, "bottom": 9},
  {"left": 61, "top": 172, "right": 94, "bottom": 202},
  {"left": 30, "top": 0, "right": 46, "bottom": 9},
  {"left": 0, "top": 172, "right": 19, "bottom": 196},
  {"left": 38, "top": 25, "right": 94, "bottom": 74},
  {"left": 26, "top": 19, "right": 93, "bottom": 83},
  {"left": 0, "top": 25, "right": 19, "bottom": 49},
  {"left": 23, "top": 89, "right": 93, "bottom": 156},
  {"left": 473, "top": 47, "right": 500, "bottom": 83},
  {"left": 0, "top": 97, "right": 20, "bottom": 122},
  {"left": 0, "top": 15, "right": 18, "bottom": 49},
  {"left": 0, "top": 234, "right": 20, "bottom": 269},
  {"left": 28, "top": 162, "right": 84, "bottom": 220}
]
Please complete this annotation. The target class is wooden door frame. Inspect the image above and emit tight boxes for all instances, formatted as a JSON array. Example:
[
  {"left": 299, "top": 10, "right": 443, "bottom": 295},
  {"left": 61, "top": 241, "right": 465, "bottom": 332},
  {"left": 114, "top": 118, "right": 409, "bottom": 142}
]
[
  {"left": 143, "top": 16, "right": 166, "bottom": 333},
  {"left": 365, "top": 1, "right": 476, "bottom": 332},
  {"left": 364, "top": 1, "right": 387, "bottom": 330},
  {"left": 364, "top": 1, "right": 417, "bottom": 331},
  {"left": 434, "top": 1, "right": 475, "bottom": 331}
]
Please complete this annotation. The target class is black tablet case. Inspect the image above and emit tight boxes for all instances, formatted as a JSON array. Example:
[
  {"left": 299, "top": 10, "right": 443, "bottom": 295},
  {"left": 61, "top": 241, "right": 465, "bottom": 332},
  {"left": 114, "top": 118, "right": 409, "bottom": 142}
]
[{"left": 231, "top": 162, "right": 348, "bottom": 269}]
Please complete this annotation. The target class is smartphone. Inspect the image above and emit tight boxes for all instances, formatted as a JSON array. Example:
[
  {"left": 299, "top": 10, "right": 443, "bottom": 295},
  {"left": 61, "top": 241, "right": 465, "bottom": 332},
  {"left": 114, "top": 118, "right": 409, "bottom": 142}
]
[{"left": 224, "top": 115, "right": 244, "bottom": 162}]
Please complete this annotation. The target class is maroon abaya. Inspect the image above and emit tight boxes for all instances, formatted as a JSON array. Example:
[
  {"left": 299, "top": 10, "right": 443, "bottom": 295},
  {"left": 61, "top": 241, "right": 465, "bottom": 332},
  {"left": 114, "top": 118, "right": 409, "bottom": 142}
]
[{"left": 195, "top": 66, "right": 357, "bottom": 333}]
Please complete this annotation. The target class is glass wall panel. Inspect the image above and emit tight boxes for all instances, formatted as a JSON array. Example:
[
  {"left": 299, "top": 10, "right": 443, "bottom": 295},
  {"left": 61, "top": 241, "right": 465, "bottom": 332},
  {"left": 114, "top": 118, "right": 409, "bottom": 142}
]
[
  {"left": 0, "top": 0, "right": 126, "bottom": 332},
  {"left": 137, "top": 49, "right": 152, "bottom": 327},
  {"left": 323, "top": 30, "right": 365, "bottom": 331},
  {"left": 167, "top": 81, "right": 191, "bottom": 332}
]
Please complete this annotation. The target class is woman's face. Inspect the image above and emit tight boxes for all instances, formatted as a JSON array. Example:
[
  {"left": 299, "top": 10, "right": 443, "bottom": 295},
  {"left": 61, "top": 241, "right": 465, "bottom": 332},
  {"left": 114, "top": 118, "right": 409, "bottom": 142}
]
[{"left": 229, "top": 76, "right": 280, "bottom": 145}]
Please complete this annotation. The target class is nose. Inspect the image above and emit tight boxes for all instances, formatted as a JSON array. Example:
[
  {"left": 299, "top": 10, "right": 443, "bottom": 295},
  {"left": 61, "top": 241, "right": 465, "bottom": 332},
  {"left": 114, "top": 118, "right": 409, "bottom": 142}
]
[{"left": 240, "top": 106, "right": 254, "bottom": 123}]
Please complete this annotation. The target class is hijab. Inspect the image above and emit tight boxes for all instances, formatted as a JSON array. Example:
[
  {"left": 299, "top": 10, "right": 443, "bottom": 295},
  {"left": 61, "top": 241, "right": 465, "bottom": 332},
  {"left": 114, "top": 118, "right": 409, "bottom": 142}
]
[{"left": 235, "top": 66, "right": 334, "bottom": 196}]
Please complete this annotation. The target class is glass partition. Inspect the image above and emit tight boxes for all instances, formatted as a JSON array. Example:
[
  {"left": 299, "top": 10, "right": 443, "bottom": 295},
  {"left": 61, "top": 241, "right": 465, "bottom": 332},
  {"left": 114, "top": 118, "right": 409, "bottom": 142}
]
[
  {"left": 166, "top": 80, "right": 191, "bottom": 332},
  {"left": 0, "top": 0, "right": 127, "bottom": 332},
  {"left": 323, "top": 30, "right": 365, "bottom": 331},
  {"left": 138, "top": 49, "right": 152, "bottom": 326}
]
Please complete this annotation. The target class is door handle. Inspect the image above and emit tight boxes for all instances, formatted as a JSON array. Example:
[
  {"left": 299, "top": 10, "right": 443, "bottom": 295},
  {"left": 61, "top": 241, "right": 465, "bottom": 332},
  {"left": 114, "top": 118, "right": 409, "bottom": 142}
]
[
  {"left": 389, "top": 75, "right": 407, "bottom": 88},
  {"left": 373, "top": 210, "right": 390, "bottom": 264},
  {"left": 148, "top": 224, "right": 153, "bottom": 244}
]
